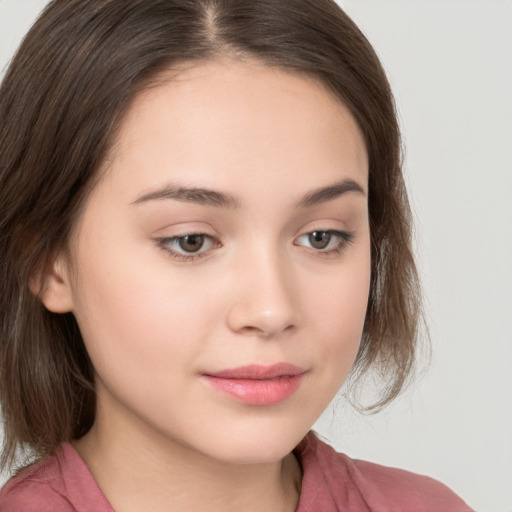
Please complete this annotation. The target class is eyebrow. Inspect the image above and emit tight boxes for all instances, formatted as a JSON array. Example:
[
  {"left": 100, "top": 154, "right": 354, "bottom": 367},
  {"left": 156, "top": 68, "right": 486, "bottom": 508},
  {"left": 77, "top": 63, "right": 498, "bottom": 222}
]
[
  {"left": 295, "top": 179, "right": 366, "bottom": 208},
  {"left": 132, "top": 186, "right": 241, "bottom": 209},
  {"left": 132, "top": 178, "right": 365, "bottom": 209}
]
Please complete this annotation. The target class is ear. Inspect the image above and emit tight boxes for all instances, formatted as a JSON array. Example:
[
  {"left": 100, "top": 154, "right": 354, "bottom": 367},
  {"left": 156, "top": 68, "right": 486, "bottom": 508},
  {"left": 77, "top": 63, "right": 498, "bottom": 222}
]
[{"left": 29, "top": 254, "right": 74, "bottom": 313}]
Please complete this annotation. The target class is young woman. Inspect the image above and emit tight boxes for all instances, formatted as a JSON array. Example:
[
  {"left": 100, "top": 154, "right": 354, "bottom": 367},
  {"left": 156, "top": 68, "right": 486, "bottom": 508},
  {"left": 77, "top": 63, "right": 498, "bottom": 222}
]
[{"left": 0, "top": 1, "right": 473, "bottom": 510}]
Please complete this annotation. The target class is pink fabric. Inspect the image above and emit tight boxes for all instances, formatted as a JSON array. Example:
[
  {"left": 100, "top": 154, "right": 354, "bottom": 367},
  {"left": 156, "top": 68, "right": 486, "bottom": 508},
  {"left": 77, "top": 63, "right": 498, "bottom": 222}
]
[
  {"left": 0, "top": 433, "right": 473, "bottom": 511},
  {"left": 295, "top": 434, "right": 474, "bottom": 511},
  {"left": 0, "top": 443, "right": 113, "bottom": 512}
]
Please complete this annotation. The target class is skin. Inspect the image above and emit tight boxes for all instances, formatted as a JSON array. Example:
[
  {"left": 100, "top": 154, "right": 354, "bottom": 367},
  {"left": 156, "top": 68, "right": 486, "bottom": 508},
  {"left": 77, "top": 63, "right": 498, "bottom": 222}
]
[{"left": 42, "top": 59, "right": 371, "bottom": 512}]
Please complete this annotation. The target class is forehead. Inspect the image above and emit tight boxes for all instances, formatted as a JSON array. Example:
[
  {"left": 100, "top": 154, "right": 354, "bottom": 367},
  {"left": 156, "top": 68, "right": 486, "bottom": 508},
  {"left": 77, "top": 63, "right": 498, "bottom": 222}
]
[{"left": 102, "top": 59, "right": 368, "bottom": 200}]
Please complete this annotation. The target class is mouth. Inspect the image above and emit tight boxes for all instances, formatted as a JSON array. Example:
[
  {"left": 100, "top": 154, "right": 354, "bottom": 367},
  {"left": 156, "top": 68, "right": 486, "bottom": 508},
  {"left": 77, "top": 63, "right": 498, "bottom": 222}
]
[{"left": 201, "top": 363, "right": 307, "bottom": 406}]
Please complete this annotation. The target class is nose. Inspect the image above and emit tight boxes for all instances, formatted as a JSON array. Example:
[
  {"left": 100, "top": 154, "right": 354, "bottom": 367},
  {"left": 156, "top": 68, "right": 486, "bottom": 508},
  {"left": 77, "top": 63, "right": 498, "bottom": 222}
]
[{"left": 225, "top": 247, "right": 298, "bottom": 339}]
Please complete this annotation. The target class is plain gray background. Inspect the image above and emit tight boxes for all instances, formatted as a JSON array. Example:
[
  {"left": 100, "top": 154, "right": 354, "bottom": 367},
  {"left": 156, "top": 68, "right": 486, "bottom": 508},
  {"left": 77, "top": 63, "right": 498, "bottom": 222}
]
[{"left": 1, "top": 1, "right": 511, "bottom": 511}]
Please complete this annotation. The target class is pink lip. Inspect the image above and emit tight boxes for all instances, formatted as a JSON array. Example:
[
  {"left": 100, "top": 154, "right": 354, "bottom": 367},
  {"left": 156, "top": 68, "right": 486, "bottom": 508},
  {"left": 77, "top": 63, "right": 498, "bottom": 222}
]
[{"left": 202, "top": 363, "right": 307, "bottom": 406}]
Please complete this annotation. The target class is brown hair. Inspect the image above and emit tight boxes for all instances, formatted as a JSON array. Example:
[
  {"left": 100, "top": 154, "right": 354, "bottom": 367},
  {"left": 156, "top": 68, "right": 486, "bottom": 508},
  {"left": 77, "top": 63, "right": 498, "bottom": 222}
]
[{"left": 0, "top": 0, "right": 422, "bottom": 469}]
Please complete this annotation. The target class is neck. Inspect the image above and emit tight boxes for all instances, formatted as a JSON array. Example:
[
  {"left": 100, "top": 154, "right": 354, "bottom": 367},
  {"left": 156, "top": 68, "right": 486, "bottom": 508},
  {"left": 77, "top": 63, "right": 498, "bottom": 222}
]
[{"left": 73, "top": 410, "right": 302, "bottom": 512}]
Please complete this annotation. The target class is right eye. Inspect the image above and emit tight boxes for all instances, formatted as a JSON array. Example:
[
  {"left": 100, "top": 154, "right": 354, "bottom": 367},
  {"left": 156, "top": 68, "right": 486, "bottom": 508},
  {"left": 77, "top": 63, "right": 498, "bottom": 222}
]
[
  {"left": 174, "top": 234, "right": 208, "bottom": 253},
  {"left": 157, "top": 233, "right": 219, "bottom": 261}
]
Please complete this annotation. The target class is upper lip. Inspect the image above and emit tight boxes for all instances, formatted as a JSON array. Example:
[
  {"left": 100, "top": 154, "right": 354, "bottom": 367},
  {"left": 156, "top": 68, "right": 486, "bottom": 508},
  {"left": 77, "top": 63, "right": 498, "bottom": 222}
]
[{"left": 205, "top": 363, "right": 306, "bottom": 380}]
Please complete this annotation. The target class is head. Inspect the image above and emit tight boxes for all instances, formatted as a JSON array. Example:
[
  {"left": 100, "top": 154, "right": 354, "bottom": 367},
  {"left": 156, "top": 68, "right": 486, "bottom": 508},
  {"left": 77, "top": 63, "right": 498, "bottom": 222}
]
[{"left": 0, "top": 0, "right": 421, "bottom": 468}]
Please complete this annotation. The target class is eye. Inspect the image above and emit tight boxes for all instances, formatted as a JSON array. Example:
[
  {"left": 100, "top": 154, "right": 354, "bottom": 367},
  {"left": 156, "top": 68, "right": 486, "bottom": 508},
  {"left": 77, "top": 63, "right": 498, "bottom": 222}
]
[
  {"left": 175, "top": 234, "right": 208, "bottom": 253},
  {"left": 307, "top": 231, "right": 333, "bottom": 250},
  {"left": 295, "top": 230, "right": 354, "bottom": 253},
  {"left": 157, "top": 233, "right": 218, "bottom": 261}
]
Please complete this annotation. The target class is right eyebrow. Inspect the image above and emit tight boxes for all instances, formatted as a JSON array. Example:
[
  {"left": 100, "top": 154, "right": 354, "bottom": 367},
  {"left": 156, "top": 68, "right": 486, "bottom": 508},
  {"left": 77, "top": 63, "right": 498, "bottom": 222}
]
[{"left": 131, "top": 185, "right": 241, "bottom": 209}]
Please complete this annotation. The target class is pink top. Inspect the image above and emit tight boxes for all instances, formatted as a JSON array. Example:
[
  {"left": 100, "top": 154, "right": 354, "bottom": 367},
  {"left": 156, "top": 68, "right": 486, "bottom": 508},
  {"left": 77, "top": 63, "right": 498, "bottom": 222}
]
[{"left": 0, "top": 433, "right": 473, "bottom": 511}]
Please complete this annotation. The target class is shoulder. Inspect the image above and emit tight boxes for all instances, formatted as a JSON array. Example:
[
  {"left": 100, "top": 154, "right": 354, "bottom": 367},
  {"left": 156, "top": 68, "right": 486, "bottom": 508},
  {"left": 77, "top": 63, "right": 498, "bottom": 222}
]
[
  {"left": 0, "top": 454, "right": 74, "bottom": 512},
  {"left": 297, "top": 432, "right": 474, "bottom": 512},
  {"left": 349, "top": 457, "right": 473, "bottom": 512},
  {"left": 0, "top": 444, "right": 113, "bottom": 512}
]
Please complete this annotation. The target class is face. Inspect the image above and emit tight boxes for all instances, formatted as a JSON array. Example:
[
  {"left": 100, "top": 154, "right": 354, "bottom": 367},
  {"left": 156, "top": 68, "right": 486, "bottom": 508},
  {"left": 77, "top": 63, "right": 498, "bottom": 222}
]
[{"left": 54, "top": 60, "right": 370, "bottom": 464}]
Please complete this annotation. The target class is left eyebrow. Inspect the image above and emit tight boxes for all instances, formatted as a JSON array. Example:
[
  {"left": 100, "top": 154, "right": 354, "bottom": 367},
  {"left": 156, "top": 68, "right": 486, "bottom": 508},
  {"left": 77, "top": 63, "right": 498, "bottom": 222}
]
[{"left": 296, "top": 179, "right": 366, "bottom": 208}]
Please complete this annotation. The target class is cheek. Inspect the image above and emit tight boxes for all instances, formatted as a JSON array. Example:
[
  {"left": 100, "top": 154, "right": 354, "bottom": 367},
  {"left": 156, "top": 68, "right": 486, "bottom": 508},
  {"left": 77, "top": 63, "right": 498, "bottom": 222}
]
[
  {"left": 303, "top": 248, "right": 371, "bottom": 370},
  {"left": 69, "top": 235, "right": 222, "bottom": 381}
]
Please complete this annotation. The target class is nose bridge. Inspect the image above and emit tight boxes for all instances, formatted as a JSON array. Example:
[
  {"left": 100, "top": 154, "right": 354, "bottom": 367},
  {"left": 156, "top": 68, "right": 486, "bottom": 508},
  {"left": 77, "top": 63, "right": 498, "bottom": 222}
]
[{"left": 226, "top": 239, "right": 297, "bottom": 337}]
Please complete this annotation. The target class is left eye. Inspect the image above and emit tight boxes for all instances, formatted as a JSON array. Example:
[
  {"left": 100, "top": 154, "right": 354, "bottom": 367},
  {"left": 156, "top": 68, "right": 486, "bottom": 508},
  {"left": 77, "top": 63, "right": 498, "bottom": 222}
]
[{"left": 295, "top": 230, "right": 353, "bottom": 251}]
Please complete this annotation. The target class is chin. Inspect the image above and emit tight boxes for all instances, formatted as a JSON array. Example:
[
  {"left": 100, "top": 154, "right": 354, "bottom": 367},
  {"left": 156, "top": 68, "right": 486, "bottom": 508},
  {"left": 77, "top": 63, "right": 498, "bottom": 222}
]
[{"left": 194, "top": 421, "right": 310, "bottom": 465}]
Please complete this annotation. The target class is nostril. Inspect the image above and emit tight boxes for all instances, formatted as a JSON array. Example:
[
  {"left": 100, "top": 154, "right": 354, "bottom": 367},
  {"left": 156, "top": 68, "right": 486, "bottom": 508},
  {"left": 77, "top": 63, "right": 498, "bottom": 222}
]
[
  {"left": 240, "top": 325, "right": 271, "bottom": 337},
  {"left": 238, "top": 323, "right": 296, "bottom": 339}
]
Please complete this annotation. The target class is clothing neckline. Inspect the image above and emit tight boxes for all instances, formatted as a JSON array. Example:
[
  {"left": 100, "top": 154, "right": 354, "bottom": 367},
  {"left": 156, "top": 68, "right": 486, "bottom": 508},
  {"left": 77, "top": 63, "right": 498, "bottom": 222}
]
[{"left": 56, "top": 433, "right": 321, "bottom": 511}]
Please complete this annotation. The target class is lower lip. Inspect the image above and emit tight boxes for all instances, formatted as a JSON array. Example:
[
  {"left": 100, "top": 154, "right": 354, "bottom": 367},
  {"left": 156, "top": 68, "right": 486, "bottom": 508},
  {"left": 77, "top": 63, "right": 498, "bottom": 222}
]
[{"left": 202, "top": 374, "right": 305, "bottom": 406}]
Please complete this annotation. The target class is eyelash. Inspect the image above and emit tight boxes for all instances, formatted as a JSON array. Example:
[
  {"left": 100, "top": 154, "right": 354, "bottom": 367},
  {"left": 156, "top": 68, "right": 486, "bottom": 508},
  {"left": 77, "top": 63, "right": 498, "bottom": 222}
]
[
  {"left": 156, "top": 234, "right": 220, "bottom": 262},
  {"left": 156, "top": 229, "right": 355, "bottom": 263},
  {"left": 296, "top": 230, "right": 355, "bottom": 256}
]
